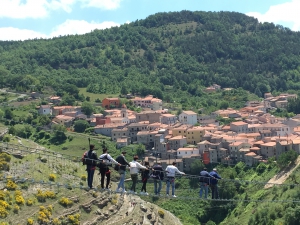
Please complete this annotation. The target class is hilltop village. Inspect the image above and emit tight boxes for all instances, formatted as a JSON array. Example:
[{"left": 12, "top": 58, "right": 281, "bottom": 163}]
[{"left": 38, "top": 90, "right": 300, "bottom": 171}]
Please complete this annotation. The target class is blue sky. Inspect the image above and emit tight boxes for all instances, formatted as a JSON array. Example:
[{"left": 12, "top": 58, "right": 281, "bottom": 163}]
[{"left": 0, "top": 0, "right": 299, "bottom": 41}]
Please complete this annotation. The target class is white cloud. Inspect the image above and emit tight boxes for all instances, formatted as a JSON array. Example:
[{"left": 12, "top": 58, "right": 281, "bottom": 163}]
[
  {"left": 0, "top": 27, "right": 47, "bottom": 41},
  {"left": 50, "top": 19, "right": 120, "bottom": 37},
  {"left": 0, "top": 0, "right": 123, "bottom": 19},
  {"left": 80, "top": 0, "right": 123, "bottom": 10},
  {"left": 246, "top": 0, "right": 300, "bottom": 31},
  {"left": 0, "top": 20, "right": 120, "bottom": 40}
]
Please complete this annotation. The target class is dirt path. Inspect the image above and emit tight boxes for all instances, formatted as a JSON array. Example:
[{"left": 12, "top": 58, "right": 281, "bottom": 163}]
[{"left": 264, "top": 156, "right": 300, "bottom": 189}]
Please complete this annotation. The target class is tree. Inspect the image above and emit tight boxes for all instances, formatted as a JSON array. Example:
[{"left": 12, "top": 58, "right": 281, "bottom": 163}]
[
  {"left": 74, "top": 120, "right": 90, "bottom": 133},
  {"left": 190, "top": 159, "right": 204, "bottom": 175},
  {"left": 4, "top": 108, "right": 13, "bottom": 120},
  {"left": 81, "top": 101, "right": 94, "bottom": 116},
  {"left": 277, "top": 150, "right": 298, "bottom": 168}
]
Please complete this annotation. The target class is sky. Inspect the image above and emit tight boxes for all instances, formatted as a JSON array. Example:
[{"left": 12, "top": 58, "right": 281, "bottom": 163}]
[{"left": 0, "top": 0, "right": 299, "bottom": 41}]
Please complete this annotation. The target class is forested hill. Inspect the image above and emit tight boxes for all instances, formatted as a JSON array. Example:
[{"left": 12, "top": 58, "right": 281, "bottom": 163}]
[{"left": 1, "top": 10, "right": 300, "bottom": 108}]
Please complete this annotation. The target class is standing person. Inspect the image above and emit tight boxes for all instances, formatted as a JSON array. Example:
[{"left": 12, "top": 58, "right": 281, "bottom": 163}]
[
  {"left": 165, "top": 162, "right": 185, "bottom": 198},
  {"left": 84, "top": 144, "right": 98, "bottom": 189},
  {"left": 140, "top": 161, "right": 151, "bottom": 195},
  {"left": 199, "top": 167, "right": 214, "bottom": 199},
  {"left": 99, "top": 148, "right": 120, "bottom": 191},
  {"left": 151, "top": 161, "right": 164, "bottom": 195},
  {"left": 209, "top": 168, "right": 222, "bottom": 199},
  {"left": 115, "top": 151, "right": 130, "bottom": 193},
  {"left": 129, "top": 155, "right": 147, "bottom": 194}
]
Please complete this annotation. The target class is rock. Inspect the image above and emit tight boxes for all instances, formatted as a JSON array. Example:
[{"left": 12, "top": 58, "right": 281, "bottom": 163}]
[
  {"left": 140, "top": 205, "right": 147, "bottom": 212},
  {"left": 96, "top": 209, "right": 102, "bottom": 215}
]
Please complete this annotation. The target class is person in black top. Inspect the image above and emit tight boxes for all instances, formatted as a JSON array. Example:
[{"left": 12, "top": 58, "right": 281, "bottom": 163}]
[
  {"left": 140, "top": 161, "right": 151, "bottom": 195},
  {"left": 151, "top": 161, "right": 164, "bottom": 195},
  {"left": 85, "top": 144, "right": 98, "bottom": 189},
  {"left": 115, "top": 151, "right": 130, "bottom": 193}
]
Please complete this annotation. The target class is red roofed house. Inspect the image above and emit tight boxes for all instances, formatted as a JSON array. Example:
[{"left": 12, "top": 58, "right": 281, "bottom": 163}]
[
  {"left": 230, "top": 121, "right": 248, "bottom": 133},
  {"left": 102, "top": 98, "right": 120, "bottom": 109}
]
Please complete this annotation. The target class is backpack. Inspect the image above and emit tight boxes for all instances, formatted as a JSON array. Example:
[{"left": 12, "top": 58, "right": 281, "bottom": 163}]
[{"left": 82, "top": 151, "right": 97, "bottom": 166}]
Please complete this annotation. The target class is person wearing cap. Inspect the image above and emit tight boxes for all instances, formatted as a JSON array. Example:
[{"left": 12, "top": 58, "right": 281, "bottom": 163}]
[
  {"left": 199, "top": 167, "right": 214, "bottom": 199},
  {"left": 115, "top": 151, "right": 130, "bottom": 193},
  {"left": 99, "top": 148, "right": 121, "bottom": 191},
  {"left": 165, "top": 162, "right": 185, "bottom": 197},
  {"left": 129, "top": 155, "right": 147, "bottom": 194},
  {"left": 209, "top": 168, "right": 222, "bottom": 199},
  {"left": 151, "top": 161, "right": 164, "bottom": 195},
  {"left": 86, "top": 144, "right": 98, "bottom": 189}
]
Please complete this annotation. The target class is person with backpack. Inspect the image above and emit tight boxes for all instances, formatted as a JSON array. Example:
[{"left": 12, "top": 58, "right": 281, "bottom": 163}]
[
  {"left": 140, "top": 161, "right": 151, "bottom": 195},
  {"left": 83, "top": 144, "right": 98, "bottom": 189},
  {"left": 209, "top": 168, "right": 222, "bottom": 199},
  {"left": 129, "top": 155, "right": 147, "bottom": 194},
  {"left": 165, "top": 162, "right": 185, "bottom": 198},
  {"left": 115, "top": 151, "right": 130, "bottom": 193},
  {"left": 99, "top": 148, "right": 120, "bottom": 191},
  {"left": 151, "top": 161, "right": 164, "bottom": 195},
  {"left": 199, "top": 167, "right": 214, "bottom": 199}
]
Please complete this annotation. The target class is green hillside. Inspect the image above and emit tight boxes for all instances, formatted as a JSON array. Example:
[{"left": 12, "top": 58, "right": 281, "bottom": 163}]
[{"left": 1, "top": 11, "right": 300, "bottom": 111}]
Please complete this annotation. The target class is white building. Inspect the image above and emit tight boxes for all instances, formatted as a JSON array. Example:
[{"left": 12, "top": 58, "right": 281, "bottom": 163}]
[
  {"left": 38, "top": 105, "right": 52, "bottom": 115},
  {"left": 179, "top": 111, "right": 197, "bottom": 125}
]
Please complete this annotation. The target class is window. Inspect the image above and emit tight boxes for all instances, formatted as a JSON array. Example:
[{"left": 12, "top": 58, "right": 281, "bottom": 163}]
[
  {"left": 185, "top": 152, "right": 187, "bottom": 154},
  {"left": 179, "top": 131, "right": 181, "bottom": 133}
]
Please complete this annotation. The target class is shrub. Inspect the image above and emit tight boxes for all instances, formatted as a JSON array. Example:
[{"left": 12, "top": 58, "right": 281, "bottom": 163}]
[
  {"left": 27, "top": 218, "right": 34, "bottom": 225},
  {"left": 53, "top": 218, "right": 61, "bottom": 225},
  {"left": 68, "top": 213, "right": 80, "bottom": 225},
  {"left": 49, "top": 174, "right": 56, "bottom": 181},
  {"left": 26, "top": 199, "right": 34, "bottom": 206},
  {"left": 59, "top": 197, "right": 73, "bottom": 207},
  {"left": 6, "top": 180, "right": 17, "bottom": 190},
  {"left": 81, "top": 175, "right": 87, "bottom": 181},
  {"left": 0, "top": 200, "right": 9, "bottom": 209},
  {"left": 38, "top": 205, "right": 52, "bottom": 224},
  {"left": 0, "top": 206, "right": 8, "bottom": 218},
  {"left": 36, "top": 190, "right": 56, "bottom": 202},
  {"left": 13, "top": 204, "right": 20, "bottom": 213},
  {"left": 158, "top": 209, "right": 165, "bottom": 218}
]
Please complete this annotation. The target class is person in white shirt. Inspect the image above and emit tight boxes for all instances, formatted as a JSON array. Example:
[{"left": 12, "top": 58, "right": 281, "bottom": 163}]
[
  {"left": 165, "top": 162, "right": 185, "bottom": 197},
  {"left": 99, "top": 148, "right": 120, "bottom": 190},
  {"left": 129, "top": 155, "right": 147, "bottom": 194}
]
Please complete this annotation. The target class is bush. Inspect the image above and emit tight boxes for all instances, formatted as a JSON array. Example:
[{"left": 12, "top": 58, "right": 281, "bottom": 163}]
[
  {"left": 27, "top": 218, "right": 34, "bottom": 225},
  {"left": 0, "top": 205, "right": 9, "bottom": 218},
  {"left": 81, "top": 175, "right": 87, "bottom": 181},
  {"left": 49, "top": 174, "right": 56, "bottom": 181},
  {"left": 6, "top": 180, "right": 17, "bottom": 190},
  {"left": 13, "top": 204, "right": 20, "bottom": 213},
  {"left": 26, "top": 199, "right": 34, "bottom": 206},
  {"left": 15, "top": 191, "right": 25, "bottom": 205},
  {"left": 158, "top": 209, "right": 165, "bottom": 218},
  {"left": 59, "top": 197, "right": 73, "bottom": 207},
  {"left": 68, "top": 213, "right": 80, "bottom": 225},
  {"left": 53, "top": 218, "right": 61, "bottom": 225}
]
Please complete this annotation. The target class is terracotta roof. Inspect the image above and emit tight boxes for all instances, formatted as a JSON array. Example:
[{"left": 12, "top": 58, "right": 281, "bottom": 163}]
[
  {"left": 261, "top": 142, "right": 276, "bottom": 147},
  {"left": 245, "top": 152, "right": 257, "bottom": 156},
  {"left": 182, "top": 111, "right": 197, "bottom": 115},
  {"left": 231, "top": 121, "right": 248, "bottom": 126}
]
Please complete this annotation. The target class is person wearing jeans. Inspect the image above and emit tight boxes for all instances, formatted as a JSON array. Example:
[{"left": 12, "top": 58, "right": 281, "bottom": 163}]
[
  {"left": 129, "top": 155, "right": 147, "bottom": 194},
  {"left": 152, "top": 161, "right": 164, "bottom": 195},
  {"left": 209, "top": 168, "right": 222, "bottom": 199},
  {"left": 116, "top": 151, "right": 130, "bottom": 193},
  {"left": 84, "top": 144, "right": 98, "bottom": 189},
  {"left": 165, "top": 162, "right": 185, "bottom": 197},
  {"left": 199, "top": 167, "right": 214, "bottom": 199}
]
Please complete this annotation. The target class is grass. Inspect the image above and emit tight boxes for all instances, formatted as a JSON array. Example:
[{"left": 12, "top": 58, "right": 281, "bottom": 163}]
[{"left": 79, "top": 88, "right": 119, "bottom": 103}]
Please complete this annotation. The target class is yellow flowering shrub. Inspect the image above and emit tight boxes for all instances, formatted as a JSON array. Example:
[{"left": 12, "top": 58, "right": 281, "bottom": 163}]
[
  {"left": 5, "top": 180, "right": 17, "bottom": 190},
  {"left": 0, "top": 222, "right": 9, "bottom": 225},
  {"left": 68, "top": 213, "right": 80, "bottom": 225},
  {"left": 49, "top": 174, "right": 56, "bottom": 181},
  {"left": 0, "top": 200, "right": 9, "bottom": 209},
  {"left": 13, "top": 204, "right": 20, "bottom": 213},
  {"left": 37, "top": 205, "right": 52, "bottom": 224},
  {"left": 0, "top": 206, "right": 9, "bottom": 218},
  {"left": 59, "top": 197, "right": 73, "bottom": 207},
  {"left": 27, "top": 218, "right": 34, "bottom": 225},
  {"left": 53, "top": 218, "right": 61, "bottom": 225},
  {"left": 26, "top": 199, "right": 34, "bottom": 206},
  {"left": 36, "top": 190, "right": 56, "bottom": 202},
  {"left": 158, "top": 209, "right": 165, "bottom": 218},
  {"left": 0, "top": 191, "right": 6, "bottom": 200},
  {"left": 15, "top": 190, "right": 25, "bottom": 205},
  {"left": 81, "top": 175, "right": 87, "bottom": 181}
]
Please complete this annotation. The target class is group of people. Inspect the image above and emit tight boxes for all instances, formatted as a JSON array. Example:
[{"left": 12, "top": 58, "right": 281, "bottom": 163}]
[{"left": 84, "top": 145, "right": 221, "bottom": 199}]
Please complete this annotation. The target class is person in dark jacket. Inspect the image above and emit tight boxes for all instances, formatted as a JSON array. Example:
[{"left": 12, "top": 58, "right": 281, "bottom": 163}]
[
  {"left": 140, "top": 161, "right": 151, "bottom": 195},
  {"left": 98, "top": 148, "right": 120, "bottom": 190},
  {"left": 199, "top": 167, "right": 214, "bottom": 199},
  {"left": 115, "top": 151, "right": 130, "bottom": 193},
  {"left": 209, "top": 168, "right": 222, "bottom": 199},
  {"left": 85, "top": 144, "right": 98, "bottom": 189},
  {"left": 152, "top": 161, "right": 164, "bottom": 195}
]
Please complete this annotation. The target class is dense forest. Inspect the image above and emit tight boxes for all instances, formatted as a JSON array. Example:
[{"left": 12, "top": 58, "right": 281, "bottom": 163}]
[{"left": 1, "top": 11, "right": 300, "bottom": 111}]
